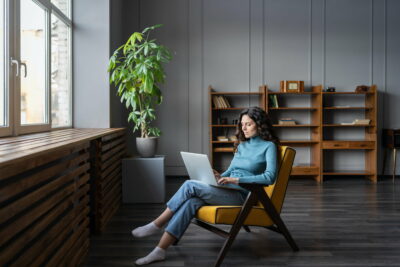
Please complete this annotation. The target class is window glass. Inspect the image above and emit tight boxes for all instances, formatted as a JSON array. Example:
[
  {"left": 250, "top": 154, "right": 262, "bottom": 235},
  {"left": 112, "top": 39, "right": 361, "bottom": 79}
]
[
  {"left": 51, "top": 13, "right": 71, "bottom": 127},
  {"left": 0, "top": 0, "right": 5, "bottom": 126},
  {"left": 20, "top": 0, "right": 47, "bottom": 125},
  {"left": 51, "top": 0, "right": 70, "bottom": 18}
]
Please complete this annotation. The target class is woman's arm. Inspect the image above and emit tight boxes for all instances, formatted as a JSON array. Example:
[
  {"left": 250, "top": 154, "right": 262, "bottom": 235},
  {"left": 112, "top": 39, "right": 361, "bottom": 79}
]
[
  {"left": 220, "top": 144, "right": 240, "bottom": 177},
  {"left": 237, "top": 142, "right": 278, "bottom": 185}
]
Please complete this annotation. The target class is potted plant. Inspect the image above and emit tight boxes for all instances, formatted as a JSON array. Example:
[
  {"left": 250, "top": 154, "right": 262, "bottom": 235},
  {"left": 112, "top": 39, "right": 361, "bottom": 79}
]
[{"left": 108, "top": 24, "right": 172, "bottom": 157}]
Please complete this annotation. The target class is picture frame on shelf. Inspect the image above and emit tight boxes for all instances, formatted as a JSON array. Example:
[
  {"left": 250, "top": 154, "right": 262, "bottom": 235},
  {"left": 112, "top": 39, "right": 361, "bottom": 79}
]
[{"left": 280, "top": 80, "right": 304, "bottom": 93}]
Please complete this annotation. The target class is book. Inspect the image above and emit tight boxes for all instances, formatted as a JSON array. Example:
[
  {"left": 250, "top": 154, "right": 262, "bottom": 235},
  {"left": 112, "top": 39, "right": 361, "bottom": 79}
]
[
  {"left": 218, "top": 96, "right": 227, "bottom": 108},
  {"left": 279, "top": 118, "right": 296, "bottom": 125},
  {"left": 269, "top": 95, "right": 279, "bottom": 108},
  {"left": 353, "top": 119, "right": 370, "bottom": 125},
  {"left": 221, "top": 96, "right": 231, "bottom": 108},
  {"left": 212, "top": 96, "right": 220, "bottom": 108},
  {"left": 279, "top": 120, "right": 296, "bottom": 125}
]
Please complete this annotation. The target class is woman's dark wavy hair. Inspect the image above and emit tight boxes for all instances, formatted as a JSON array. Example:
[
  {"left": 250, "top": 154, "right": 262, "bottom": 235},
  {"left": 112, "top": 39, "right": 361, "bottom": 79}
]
[{"left": 234, "top": 106, "right": 279, "bottom": 152}]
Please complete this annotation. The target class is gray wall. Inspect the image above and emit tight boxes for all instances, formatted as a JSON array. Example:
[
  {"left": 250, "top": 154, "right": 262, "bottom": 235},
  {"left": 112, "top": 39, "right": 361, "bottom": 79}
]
[
  {"left": 112, "top": 0, "right": 400, "bottom": 175},
  {"left": 109, "top": 0, "right": 140, "bottom": 155},
  {"left": 73, "top": 0, "right": 111, "bottom": 128}
]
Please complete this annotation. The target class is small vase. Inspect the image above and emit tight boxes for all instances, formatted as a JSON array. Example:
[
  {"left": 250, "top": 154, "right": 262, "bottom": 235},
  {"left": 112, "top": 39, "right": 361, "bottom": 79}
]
[{"left": 136, "top": 137, "right": 158, "bottom": 158}]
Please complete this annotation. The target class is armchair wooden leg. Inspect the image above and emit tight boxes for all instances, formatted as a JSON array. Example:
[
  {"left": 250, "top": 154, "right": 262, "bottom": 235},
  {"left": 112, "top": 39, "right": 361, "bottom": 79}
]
[
  {"left": 255, "top": 187, "right": 299, "bottom": 252},
  {"left": 214, "top": 192, "right": 258, "bottom": 267},
  {"left": 243, "top": 226, "right": 251, "bottom": 232}
]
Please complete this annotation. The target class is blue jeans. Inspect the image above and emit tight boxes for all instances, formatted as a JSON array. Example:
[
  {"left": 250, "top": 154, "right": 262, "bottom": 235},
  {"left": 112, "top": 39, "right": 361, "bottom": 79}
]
[{"left": 165, "top": 180, "right": 246, "bottom": 239}]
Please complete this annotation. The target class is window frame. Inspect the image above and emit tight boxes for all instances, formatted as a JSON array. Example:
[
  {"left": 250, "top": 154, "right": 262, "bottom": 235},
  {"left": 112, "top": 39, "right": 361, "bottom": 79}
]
[
  {"left": 0, "top": 0, "right": 12, "bottom": 137},
  {"left": 0, "top": 0, "right": 72, "bottom": 137}
]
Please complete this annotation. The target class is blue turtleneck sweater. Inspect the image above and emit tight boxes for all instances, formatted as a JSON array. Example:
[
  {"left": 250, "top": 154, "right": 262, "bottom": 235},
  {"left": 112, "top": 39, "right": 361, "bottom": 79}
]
[{"left": 220, "top": 136, "right": 277, "bottom": 192}]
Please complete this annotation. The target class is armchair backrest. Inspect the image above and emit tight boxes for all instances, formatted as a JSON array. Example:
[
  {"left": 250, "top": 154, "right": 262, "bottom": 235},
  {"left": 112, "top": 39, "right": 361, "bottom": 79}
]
[{"left": 260, "top": 146, "right": 296, "bottom": 213}]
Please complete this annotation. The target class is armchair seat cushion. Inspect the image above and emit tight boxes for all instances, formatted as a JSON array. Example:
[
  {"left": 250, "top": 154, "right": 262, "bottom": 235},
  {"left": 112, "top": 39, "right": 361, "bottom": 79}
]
[{"left": 196, "top": 205, "right": 273, "bottom": 226}]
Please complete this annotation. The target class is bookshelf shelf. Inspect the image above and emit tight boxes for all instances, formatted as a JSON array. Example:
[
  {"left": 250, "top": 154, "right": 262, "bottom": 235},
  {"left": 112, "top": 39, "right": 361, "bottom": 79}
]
[
  {"left": 273, "top": 124, "right": 319, "bottom": 127},
  {"left": 324, "top": 107, "right": 372, "bottom": 110},
  {"left": 212, "top": 107, "right": 247, "bottom": 110},
  {"left": 268, "top": 92, "right": 319, "bottom": 95},
  {"left": 213, "top": 147, "right": 235, "bottom": 153},
  {"left": 212, "top": 141, "right": 235, "bottom": 144},
  {"left": 211, "top": 92, "right": 263, "bottom": 95},
  {"left": 323, "top": 124, "right": 374, "bottom": 127},
  {"left": 291, "top": 165, "right": 319, "bottom": 175},
  {"left": 323, "top": 170, "right": 373, "bottom": 176},
  {"left": 322, "top": 91, "right": 374, "bottom": 95},
  {"left": 280, "top": 140, "right": 319, "bottom": 144},
  {"left": 211, "top": 124, "right": 236, "bottom": 127},
  {"left": 269, "top": 107, "right": 318, "bottom": 110}
]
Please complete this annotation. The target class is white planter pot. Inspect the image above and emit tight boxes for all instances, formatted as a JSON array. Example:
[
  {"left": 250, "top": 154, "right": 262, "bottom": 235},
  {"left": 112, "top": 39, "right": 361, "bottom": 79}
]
[{"left": 136, "top": 137, "right": 158, "bottom": 158}]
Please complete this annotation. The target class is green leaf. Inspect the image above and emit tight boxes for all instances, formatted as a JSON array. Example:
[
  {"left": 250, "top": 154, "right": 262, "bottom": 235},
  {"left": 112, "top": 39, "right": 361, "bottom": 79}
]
[{"left": 142, "top": 24, "right": 163, "bottom": 34}]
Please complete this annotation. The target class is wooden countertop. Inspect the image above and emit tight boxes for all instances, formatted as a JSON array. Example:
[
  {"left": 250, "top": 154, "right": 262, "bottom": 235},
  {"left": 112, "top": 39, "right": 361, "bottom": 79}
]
[{"left": 0, "top": 128, "right": 125, "bottom": 168}]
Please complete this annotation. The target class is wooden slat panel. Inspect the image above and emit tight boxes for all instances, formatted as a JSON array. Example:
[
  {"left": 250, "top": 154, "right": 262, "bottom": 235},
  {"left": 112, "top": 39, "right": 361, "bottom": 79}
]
[
  {"left": 100, "top": 187, "right": 121, "bottom": 230},
  {"left": 101, "top": 142, "right": 126, "bottom": 162},
  {"left": 0, "top": 129, "right": 126, "bottom": 266},
  {"left": 11, "top": 200, "right": 89, "bottom": 267},
  {"left": 102, "top": 154, "right": 123, "bottom": 179},
  {"left": 0, "top": 128, "right": 124, "bottom": 169},
  {"left": 66, "top": 230, "right": 89, "bottom": 267},
  {"left": 0, "top": 142, "right": 90, "bottom": 181},
  {"left": 0, "top": 151, "right": 89, "bottom": 203},
  {"left": 101, "top": 135, "right": 125, "bottom": 152},
  {"left": 99, "top": 166, "right": 121, "bottom": 192},
  {"left": 1, "top": 192, "right": 73, "bottom": 264},
  {"left": 100, "top": 179, "right": 121, "bottom": 212},
  {"left": 45, "top": 207, "right": 89, "bottom": 266},
  {"left": 101, "top": 147, "right": 126, "bottom": 172},
  {"left": 30, "top": 205, "right": 89, "bottom": 266},
  {"left": 102, "top": 171, "right": 121, "bottom": 197},
  {"left": 0, "top": 163, "right": 90, "bottom": 224},
  {"left": 0, "top": 183, "right": 74, "bottom": 247},
  {"left": 101, "top": 130, "right": 125, "bottom": 142}
]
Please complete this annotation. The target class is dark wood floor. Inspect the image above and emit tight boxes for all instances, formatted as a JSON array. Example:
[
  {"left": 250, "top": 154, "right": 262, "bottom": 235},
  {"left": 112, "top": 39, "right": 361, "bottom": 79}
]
[{"left": 84, "top": 176, "right": 400, "bottom": 267}]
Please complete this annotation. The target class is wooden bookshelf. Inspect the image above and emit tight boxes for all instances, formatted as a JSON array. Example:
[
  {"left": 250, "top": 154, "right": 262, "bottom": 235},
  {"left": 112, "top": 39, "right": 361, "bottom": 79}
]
[
  {"left": 322, "top": 85, "right": 377, "bottom": 183},
  {"left": 209, "top": 84, "right": 378, "bottom": 183},
  {"left": 267, "top": 85, "right": 323, "bottom": 182}
]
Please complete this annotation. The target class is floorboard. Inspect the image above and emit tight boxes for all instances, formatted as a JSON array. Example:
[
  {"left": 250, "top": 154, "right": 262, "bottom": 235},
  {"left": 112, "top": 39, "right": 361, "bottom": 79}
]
[{"left": 84, "top": 176, "right": 400, "bottom": 267}]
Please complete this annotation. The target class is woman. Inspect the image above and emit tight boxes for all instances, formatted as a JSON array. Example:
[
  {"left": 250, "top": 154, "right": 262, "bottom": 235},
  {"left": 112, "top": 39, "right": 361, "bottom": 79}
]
[{"left": 132, "top": 106, "right": 280, "bottom": 265}]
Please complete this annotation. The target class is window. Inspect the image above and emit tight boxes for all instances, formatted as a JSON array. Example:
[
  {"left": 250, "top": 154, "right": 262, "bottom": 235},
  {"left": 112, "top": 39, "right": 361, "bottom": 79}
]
[
  {"left": 0, "top": 0, "right": 72, "bottom": 137},
  {"left": 1, "top": 0, "right": 5, "bottom": 127}
]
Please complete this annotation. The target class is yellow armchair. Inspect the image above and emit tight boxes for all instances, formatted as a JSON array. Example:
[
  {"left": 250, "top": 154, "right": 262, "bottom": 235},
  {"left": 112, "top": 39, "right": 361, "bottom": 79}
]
[{"left": 193, "top": 146, "right": 298, "bottom": 266}]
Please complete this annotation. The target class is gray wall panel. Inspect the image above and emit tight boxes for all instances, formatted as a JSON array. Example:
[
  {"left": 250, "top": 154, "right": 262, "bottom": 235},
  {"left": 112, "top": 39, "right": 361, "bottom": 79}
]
[
  {"left": 110, "top": 0, "right": 400, "bottom": 175},
  {"left": 386, "top": 0, "right": 400, "bottom": 173},
  {"left": 140, "top": 0, "right": 189, "bottom": 174},
  {"left": 264, "top": 0, "right": 311, "bottom": 89},
  {"left": 325, "top": 0, "right": 372, "bottom": 89},
  {"left": 73, "top": 0, "right": 110, "bottom": 128},
  {"left": 203, "top": 0, "right": 250, "bottom": 91}
]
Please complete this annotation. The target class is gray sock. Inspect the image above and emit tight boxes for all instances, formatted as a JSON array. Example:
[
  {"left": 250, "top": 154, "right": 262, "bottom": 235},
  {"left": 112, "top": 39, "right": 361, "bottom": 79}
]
[
  {"left": 131, "top": 222, "right": 162, "bottom": 238},
  {"left": 135, "top": 246, "right": 166, "bottom": 265}
]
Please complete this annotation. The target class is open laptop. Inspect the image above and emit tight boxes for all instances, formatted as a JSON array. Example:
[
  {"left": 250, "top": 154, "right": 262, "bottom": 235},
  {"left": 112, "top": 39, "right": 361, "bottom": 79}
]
[{"left": 180, "top": 151, "right": 240, "bottom": 190}]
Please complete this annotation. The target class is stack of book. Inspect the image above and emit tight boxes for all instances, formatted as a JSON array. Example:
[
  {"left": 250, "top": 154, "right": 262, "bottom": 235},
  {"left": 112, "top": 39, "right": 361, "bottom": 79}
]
[
  {"left": 212, "top": 96, "right": 231, "bottom": 108},
  {"left": 278, "top": 118, "right": 296, "bottom": 125},
  {"left": 340, "top": 119, "right": 371, "bottom": 125}
]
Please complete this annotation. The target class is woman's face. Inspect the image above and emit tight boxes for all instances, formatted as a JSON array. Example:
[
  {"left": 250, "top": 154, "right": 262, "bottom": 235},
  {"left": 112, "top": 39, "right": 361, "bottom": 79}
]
[{"left": 241, "top": 114, "right": 258, "bottom": 138}]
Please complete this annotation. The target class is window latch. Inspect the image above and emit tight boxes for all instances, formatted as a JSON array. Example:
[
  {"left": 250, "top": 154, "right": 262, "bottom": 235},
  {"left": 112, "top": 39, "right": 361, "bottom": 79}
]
[
  {"left": 10, "top": 58, "right": 27, "bottom": 78},
  {"left": 10, "top": 57, "right": 19, "bottom": 77}
]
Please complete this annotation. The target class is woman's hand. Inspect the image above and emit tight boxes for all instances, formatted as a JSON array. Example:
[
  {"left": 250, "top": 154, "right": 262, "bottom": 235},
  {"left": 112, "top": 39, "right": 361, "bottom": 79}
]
[
  {"left": 217, "top": 177, "right": 239, "bottom": 185},
  {"left": 213, "top": 169, "right": 221, "bottom": 182}
]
